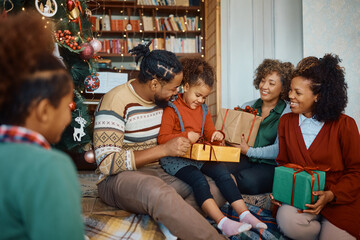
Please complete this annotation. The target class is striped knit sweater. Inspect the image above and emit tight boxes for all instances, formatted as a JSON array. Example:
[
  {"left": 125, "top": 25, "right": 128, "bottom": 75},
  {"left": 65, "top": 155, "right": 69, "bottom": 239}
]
[{"left": 93, "top": 79, "right": 163, "bottom": 181}]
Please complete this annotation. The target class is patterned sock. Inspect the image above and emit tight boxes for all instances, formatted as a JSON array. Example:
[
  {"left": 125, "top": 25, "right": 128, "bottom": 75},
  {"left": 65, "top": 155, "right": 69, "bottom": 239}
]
[
  {"left": 239, "top": 210, "right": 267, "bottom": 229},
  {"left": 217, "top": 216, "right": 252, "bottom": 236}
]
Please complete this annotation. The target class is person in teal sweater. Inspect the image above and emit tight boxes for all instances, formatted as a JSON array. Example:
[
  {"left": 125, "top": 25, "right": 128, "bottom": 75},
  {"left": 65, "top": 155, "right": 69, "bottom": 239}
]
[
  {"left": 0, "top": 13, "right": 84, "bottom": 240},
  {"left": 226, "top": 59, "right": 294, "bottom": 194}
]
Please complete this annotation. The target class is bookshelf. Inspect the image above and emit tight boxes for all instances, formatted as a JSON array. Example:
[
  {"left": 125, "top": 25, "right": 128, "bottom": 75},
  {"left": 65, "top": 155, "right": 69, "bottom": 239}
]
[{"left": 88, "top": 0, "right": 204, "bottom": 70}]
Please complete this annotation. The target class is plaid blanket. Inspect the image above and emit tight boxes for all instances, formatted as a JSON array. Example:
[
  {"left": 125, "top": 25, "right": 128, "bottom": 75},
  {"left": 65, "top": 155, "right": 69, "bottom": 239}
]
[
  {"left": 84, "top": 211, "right": 166, "bottom": 240},
  {"left": 212, "top": 203, "right": 289, "bottom": 240},
  {"left": 83, "top": 203, "right": 287, "bottom": 240},
  {"left": 79, "top": 172, "right": 287, "bottom": 239}
]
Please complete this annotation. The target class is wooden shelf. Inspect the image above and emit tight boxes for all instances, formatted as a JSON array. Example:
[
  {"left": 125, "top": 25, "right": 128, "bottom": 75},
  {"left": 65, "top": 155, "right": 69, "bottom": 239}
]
[
  {"left": 94, "top": 30, "right": 201, "bottom": 36},
  {"left": 88, "top": 0, "right": 204, "bottom": 73},
  {"left": 96, "top": 52, "right": 201, "bottom": 58},
  {"left": 87, "top": 1, "right": 201, "bottom": 15}
]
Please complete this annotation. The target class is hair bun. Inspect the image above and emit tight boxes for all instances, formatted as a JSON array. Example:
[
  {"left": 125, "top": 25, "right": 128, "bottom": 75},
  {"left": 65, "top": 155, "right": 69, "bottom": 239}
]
[
  {"left": 128, "top": 41, "right": 152, "bottom": 64},
  {"left": 319, "top": 53, "right": 341, "bottom": 69}
]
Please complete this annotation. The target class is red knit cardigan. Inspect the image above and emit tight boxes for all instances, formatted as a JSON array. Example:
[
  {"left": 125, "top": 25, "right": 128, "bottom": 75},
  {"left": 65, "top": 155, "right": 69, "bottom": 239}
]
[{"left": 277, "top": 113, "right": 360, "bottom": 238}]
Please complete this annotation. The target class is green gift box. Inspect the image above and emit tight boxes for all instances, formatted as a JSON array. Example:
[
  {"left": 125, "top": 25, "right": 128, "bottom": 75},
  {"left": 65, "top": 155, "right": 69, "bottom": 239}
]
[{"left": 272, "top": 165, "right": 326, "bottom": 210}]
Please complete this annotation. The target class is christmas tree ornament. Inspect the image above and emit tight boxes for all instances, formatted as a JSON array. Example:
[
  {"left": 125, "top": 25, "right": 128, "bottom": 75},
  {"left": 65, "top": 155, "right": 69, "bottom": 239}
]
[
  {"left": 35, "top": 0, "right": 57, "bottom": 17},
  {"left": 2, "top": 0, "right": 14, "bottom": 14},
  {"left": 67, "top": 0, "right": 83, "bottom": 34},
  {"left": 67, "top": 0, "right": 75, "bottom": 11},
  {"left": 79, "top": 43, "right": 94, "bottom": 60},
  {"left": 90, "top": 39, "right": 102, "bottom": 53},
  {"left": 73, "top": 115, "right": 87, "bottom": 142},
  {"left": 68, "top": 4, "right": 80, "bottom": 20},
  {"left": 69, "top": 101, "right": 76, "bottom": 111},
  {"left": 84, "top": 149, "right": 95, "bottom": 163},
  {"left": 84, "top": 74, "right": 100, "bottom": 91}
]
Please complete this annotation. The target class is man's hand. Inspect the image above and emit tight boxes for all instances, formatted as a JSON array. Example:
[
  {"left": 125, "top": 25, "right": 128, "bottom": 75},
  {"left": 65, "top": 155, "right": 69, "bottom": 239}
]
[
  {"left": 303, "top": 190, "right": 334, "bottom": 215},
  {"left": 164, "top": 136, "right": 192, "bottom": 157},
  {"left": 187, "top": 131, "right": 200, "bottom": 143}
]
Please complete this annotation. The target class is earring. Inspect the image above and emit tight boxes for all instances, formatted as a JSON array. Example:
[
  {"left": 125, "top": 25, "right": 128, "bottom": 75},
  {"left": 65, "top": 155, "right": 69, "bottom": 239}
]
[{"left": 315, "top": 99, "right": 318, "bottom": 102}]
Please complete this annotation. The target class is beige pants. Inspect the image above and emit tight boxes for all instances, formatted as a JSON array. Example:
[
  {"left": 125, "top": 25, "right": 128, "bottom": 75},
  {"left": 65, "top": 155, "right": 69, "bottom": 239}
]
[
  {"left": 276, "top": 204, "right": 356, "bottom": 240},
  {"left": 98, "top": 164, "right": 227, "bottom": 240}
]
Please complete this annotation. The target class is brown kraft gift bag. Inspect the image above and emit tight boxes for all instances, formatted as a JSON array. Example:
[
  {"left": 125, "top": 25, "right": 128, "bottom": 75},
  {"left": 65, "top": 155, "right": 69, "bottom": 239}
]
[{"left": 215, "top": 108, "right": 262, "bottom": 146}]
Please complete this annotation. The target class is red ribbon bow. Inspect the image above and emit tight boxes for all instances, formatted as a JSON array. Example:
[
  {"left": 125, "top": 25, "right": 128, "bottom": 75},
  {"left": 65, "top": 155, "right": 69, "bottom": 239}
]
[
  {"left": 282, "top": 163, "right": 326, "bottom": 207},
  {"left": 189, "top": 137, "right": 221, "bottom": 162}
]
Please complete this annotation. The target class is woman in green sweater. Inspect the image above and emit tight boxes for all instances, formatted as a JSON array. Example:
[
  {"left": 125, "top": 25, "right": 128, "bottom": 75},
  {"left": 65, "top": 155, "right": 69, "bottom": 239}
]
[
  {"left": 0, "top": 13, "right": 84, "bottom": 240},
  {"left": 226, "top": 59, "right": 294, "bottom": 195}
]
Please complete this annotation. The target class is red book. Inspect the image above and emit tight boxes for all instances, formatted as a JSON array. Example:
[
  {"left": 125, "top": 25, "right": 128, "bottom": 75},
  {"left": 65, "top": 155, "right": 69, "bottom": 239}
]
[
  {"left": 117, "top": 20, "right": 124, "bottom": 31},
  {"left": 90, "top": 16, "right": 97, "bottom": 31},
  {"left": 111, "top": 20, "right": 117, "bottom": 31},
  {"left": 130, "top": 20, "right": 140, "bottom": 31}
]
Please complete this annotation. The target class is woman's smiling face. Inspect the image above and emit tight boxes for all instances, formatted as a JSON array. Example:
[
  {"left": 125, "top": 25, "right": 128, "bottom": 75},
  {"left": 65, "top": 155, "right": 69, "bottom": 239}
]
[
  {"left": 259, "top": 72, "right": 283, "bottom": 104},
  {"left": 288, "top": 76, "right": 318, "bottom": 118}
]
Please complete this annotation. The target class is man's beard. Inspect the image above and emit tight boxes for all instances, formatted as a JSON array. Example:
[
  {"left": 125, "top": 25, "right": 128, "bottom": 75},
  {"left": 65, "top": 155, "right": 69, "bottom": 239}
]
[{"left": 154, "top": 94, "right": 169, "bottom": 108}]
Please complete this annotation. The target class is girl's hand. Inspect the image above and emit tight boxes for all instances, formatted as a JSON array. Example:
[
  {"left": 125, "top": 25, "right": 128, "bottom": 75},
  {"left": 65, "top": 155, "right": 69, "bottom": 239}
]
[
  {"left": 303, "top": 190, "right": 335, "bottom": 215},
  {"left": 211, "top": 131, "right": 224, "bottom": 142},
  {"left": 270, "top": 193, "right": 282, "bottom": 207},
  {"left": 239, "top": 134, "right": 250, "bottom": 154},
  {"left": 187, "top": 131, "right": 200, "bottom": 143}
]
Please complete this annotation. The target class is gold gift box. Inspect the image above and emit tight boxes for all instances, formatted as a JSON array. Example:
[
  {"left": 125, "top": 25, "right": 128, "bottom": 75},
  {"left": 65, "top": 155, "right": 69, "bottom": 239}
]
[{"left": 182, "top": 143, "right": 240, "bottom": 162}]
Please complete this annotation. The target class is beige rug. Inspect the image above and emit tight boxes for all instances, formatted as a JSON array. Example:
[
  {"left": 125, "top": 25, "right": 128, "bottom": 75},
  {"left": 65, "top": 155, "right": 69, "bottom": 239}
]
[{"left": 78, "top": 171, "right": 98, "bottom": 198}]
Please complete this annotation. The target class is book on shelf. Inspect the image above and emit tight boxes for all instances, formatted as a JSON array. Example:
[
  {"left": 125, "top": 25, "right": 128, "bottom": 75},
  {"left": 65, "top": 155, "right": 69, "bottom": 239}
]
[
  {"left": 129, "top": 20, "right": 140, "bottom": 31},
  {"left": 142, "top": 16, "right": 154, "bottom": 31},
  {"left": 102, "top": 15, "right": 111, "bottom": 31},
  {"left": 111, "top": 19, "right": 125, "bottom": 31},
  {"left": 165, "top": 36, "right": 197, "bottom": 53},
  {"left": 175, "top": 0, "right": 189, "bottom": 6},
  {"left": 137, "top": 0, "right": 193, "bottom": 6},
  {"left": 146, "top": 38, "right": 165, "bottom": 50},
  {"left": 164, "top": 18, "right": 172, "bottom": 31},
  {"left": 100, "top": 39, "right": 128, "bottom": 54},
  {"left": 168, "top": 15, "right": 179, "bottom": 31},
  {"left": 127, "top": 38, "right": 142, "bottom": 52},
  {"left": 153, "top": 16, "right": 199, "bottom": 31}
]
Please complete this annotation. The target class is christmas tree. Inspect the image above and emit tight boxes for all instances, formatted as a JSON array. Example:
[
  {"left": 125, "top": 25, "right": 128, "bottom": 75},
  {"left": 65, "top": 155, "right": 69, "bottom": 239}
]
[{"left": 1, "top": 0, "right": 100, "bottom": 155}]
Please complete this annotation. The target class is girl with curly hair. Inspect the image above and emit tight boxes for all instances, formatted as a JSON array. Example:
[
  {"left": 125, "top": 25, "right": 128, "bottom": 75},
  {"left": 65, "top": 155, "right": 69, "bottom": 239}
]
[
  {"left": 274, "top": 54, "right": 360, "bottom": 239},
  {"left": 158, "top": 58, "right": 267, "bottom": 237},
  {"left": 226, "top": 59, "right": 294, "bottom": 194}
]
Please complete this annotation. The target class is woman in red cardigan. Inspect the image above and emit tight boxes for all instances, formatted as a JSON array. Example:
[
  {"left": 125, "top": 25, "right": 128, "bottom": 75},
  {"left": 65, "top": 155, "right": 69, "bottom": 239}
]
[{"left": 275, "top": 54, "right": 360, "bottom": 239}]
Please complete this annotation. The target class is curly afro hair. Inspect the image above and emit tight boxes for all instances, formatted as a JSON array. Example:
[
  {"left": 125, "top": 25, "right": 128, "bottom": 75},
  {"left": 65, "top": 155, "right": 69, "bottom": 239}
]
[
  {"left": 253, "top": 59, "right": 294, "bottom": 101},
  {"left": 180, "top": 57, "right": 215, "bottom": 88},
  {"left": 293, "top": 53, "right": 347, "bottom": 122},
  {"left": 0, "top": 12, "right": 54, "bottom": 109},
  {"left": 0, "top": 12, "right": 72, "bottom": 125}
]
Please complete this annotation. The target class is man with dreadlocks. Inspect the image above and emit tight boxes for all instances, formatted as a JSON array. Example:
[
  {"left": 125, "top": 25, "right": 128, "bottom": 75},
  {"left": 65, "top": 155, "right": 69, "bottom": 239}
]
[{"left": 93, "top": 42, "right": 227, "bottom": 240}]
